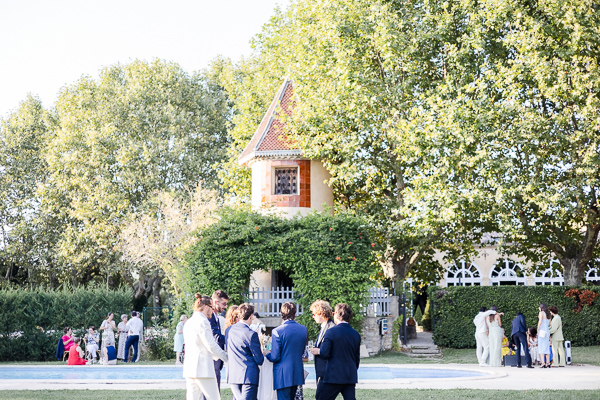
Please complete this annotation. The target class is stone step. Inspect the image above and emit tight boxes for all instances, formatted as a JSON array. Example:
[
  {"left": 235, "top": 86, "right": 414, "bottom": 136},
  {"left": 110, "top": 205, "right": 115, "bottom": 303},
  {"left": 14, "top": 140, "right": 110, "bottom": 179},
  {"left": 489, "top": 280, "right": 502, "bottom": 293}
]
[
  {"left": 409, "top": 345, "right": 438, "bottom": 350},
  {"left": 410, "top": 348, "right": 442, "bottom": 354}
]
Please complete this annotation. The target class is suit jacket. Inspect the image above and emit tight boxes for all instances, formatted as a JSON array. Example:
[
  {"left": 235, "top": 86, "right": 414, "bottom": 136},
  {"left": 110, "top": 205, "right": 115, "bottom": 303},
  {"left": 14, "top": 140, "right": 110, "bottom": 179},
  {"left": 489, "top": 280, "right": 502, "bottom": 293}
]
[
  {"left": 314, "top": 319, "right": 335, "bottom": 379},
  {"left": 510, "top": 314, "right": 528, "bottom": 337},
  {"left": 182, "top": 311, "right": 228, "bottom": 379},
  {"left": 319, "top": 322, "right": 361, "bottom": 385},
  {"left": 266, "top": 319, "right": 308, "bottom": 390},
  {"left": 550, "top": 314, "right": 564, "bottom": 341},
  {"left": 226, "top": 322, "right": 264, "bottom": 385},
  {"left": 209, "top": 311, "right": 225, "bottom": 370}
]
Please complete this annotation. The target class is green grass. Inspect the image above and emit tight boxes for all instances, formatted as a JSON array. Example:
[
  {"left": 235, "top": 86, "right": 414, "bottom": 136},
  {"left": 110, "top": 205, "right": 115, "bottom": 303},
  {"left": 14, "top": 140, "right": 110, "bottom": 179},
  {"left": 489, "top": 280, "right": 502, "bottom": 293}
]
[{"left": 1, "top": 389, "right": 599, "bottom": 400}]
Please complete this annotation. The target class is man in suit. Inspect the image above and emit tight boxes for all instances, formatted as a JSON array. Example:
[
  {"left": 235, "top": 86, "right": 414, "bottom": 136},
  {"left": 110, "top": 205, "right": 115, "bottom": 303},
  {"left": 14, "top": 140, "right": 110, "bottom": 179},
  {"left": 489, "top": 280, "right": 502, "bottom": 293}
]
[
  {"left": 266, "top": 302, "right": 308, "bottom": 400},
  {"left": 226, "top": 303, "right": 264, "bottom": 400},
  {"left": 209, "top": 290, "right": 229, "bottom": 391},
  {"left": 510, "top": 312, "right": 533, "bottom": 368},
  {"left": 549, "top": 305, "right": 566, "bottom": 367},
  {"left": 309, "top": 300, "right": 335, "bottom": 398},
  {"left": 315, "top": 303, "right": 361, "bottom": 400},
  {"left": 183, "top": 293, "right": 228, "bottom": 400}
]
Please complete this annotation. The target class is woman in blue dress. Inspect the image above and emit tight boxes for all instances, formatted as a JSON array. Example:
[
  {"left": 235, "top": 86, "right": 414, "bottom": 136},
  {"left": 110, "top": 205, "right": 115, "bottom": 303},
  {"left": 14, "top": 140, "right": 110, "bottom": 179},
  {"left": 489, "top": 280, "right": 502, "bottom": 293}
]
[{"left": 537, "top": 303, "right": 551, "bottom": 368}]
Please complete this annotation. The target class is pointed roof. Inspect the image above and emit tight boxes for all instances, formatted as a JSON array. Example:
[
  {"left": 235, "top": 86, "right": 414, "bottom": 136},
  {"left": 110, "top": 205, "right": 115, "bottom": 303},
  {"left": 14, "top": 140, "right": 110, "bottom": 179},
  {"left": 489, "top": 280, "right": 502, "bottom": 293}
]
[{"left": 239, "top": 80, "right": 303, "bottom": 166}]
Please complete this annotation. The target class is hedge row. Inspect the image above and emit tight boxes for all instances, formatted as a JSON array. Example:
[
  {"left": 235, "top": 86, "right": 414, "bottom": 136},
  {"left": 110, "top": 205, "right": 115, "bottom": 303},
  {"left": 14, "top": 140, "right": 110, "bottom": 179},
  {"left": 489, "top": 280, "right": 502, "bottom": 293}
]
[
  {"left": 0, "top": 286, "right": 132, "bottom": 361},
  {"left": 429, "top": 285, "right": 600, "bottom": 348}
]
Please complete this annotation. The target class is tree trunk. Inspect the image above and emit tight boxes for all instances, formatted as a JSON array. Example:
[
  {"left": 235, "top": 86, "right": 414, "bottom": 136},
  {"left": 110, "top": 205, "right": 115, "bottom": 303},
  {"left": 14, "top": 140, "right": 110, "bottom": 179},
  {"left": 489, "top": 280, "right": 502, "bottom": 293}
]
[
  {"left": 561, "top": 258, "right": 585, "bottom": 286},
  {"left": 152, "top": 274, "right": 162, "bottom": 308}
]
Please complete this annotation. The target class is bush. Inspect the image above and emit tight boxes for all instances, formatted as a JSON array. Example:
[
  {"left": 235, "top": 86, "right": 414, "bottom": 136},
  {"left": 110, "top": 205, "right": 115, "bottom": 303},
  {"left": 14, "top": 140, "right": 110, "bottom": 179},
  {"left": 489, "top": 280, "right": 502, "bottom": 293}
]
[
  {"left": 0, "top": 286, "right": 132, "bottom": 361},
  {"left": 185, "top": 208, "right": 378, "bottom": 338},
  {"left": 421, "top": 299, "right": 432, "bottom": 331},
  {"left": 429, "top": 285, "right": 600, "bottom": 348},
  {"left": 143, "top": 317, "right": 174, "bottom": 361}
]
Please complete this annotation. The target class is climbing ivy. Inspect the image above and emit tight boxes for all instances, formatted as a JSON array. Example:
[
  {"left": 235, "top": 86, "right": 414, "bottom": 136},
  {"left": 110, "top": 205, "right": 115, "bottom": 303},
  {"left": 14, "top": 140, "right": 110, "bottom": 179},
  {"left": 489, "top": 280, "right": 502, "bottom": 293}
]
[{"left": 184, "top": 208, "right": 378, "bottom": 336}]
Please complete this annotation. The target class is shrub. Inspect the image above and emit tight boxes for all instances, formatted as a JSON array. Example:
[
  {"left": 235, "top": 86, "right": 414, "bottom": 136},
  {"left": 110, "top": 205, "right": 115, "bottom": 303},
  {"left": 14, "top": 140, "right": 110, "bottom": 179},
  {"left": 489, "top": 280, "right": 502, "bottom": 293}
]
[
  {"left": 0, "top": 286, "right": 132, "bottom": 361},
  {"left": 143, "top": 317, "right": 174, "bottom": 361},
  {"left": 429, "top": 285, "right": 600, "bottom": 348},
  {"left": 184, "top": 208, "right": 378, "bottom": 338}
]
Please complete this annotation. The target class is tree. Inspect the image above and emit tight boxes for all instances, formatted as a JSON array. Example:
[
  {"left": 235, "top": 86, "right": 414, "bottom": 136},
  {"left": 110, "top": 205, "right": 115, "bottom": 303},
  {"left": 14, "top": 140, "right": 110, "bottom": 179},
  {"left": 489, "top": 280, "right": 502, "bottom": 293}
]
[
  {"left": 0, "top": 95, "right": 57, "bottom": 285},
  {"left": 120, "top": 185, "right": 220, "bottom": 304},
  {"left": 42, "top": 59, "right": 231, "bottom": 293}
]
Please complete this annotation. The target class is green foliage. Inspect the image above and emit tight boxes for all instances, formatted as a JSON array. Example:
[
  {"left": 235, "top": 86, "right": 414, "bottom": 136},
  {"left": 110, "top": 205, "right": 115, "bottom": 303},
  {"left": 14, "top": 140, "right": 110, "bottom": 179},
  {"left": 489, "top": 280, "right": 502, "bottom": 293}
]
[
  {"left": 429, "top": 286, "right": 600, "bottom": 348},
  {"left": 0, "top": 286, "right": 132, "bottom": 361},
  {"left": 185, "top": 208, "right": 377, "bottom": 336},
  {"left": 143, "top": 317, "right": 174, "bottom": 361},
  {"left": 421, "top": 299, "right": 432, "bottom": 332}
]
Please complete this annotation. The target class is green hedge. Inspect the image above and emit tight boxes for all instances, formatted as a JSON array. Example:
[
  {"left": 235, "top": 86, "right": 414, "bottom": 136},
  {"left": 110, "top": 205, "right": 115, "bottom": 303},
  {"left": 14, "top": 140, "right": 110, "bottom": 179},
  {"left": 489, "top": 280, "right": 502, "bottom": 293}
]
[
  {"left": 0, "top": 286, "right": 133, "bottom": 361},
  {"left": 429, "top": 285, "right": 600, "bottom": 348}
]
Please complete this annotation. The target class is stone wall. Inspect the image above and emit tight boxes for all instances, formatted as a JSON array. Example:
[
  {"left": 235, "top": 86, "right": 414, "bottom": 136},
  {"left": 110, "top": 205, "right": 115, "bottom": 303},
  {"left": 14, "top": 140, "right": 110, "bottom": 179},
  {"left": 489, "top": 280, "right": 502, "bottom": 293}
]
[{"left": 361, "top": 295, "right": 399, "bottom": 356}]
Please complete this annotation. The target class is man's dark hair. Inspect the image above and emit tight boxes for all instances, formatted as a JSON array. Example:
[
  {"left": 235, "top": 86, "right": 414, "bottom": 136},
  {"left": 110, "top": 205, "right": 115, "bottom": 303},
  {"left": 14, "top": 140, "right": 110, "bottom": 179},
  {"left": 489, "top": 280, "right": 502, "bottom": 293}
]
[
  {"left": 281, "top": 302, "right": 296, "bottom": 320},
  {"left": 549, "top": 305, "right": 559, "bottom": 315},
  {"left": 515, "top": 311, "right": 523, "bottom": 316},
  {"left": 238, "top": 303, "right": 255, "bottom": 321},
  {"left": 131, "top": 311, "right": 137, "bottom": 317},
  {"left": 335, "top": 303, "right": 353, "bottom": 322},
  {"left": 212, "top": 290, "right": 229, "bottom": 300},
  {"left": 480, "top": 307, "right": 487, "bottom": 312}
]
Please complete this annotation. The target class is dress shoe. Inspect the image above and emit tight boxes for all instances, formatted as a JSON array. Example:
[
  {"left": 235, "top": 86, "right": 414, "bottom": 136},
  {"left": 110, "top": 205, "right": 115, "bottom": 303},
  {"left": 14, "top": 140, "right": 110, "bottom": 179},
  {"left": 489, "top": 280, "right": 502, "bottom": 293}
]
[
  {"left": 527, "top": 365, "right": 534, "bottom": 368},
  {"left": 517, "top": 365, "right": 522, "bottom": 368}
]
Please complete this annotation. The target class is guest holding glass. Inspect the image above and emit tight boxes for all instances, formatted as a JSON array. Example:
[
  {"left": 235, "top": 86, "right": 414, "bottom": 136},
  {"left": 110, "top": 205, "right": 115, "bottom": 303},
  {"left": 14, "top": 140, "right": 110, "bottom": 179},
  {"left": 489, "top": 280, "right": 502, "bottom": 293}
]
[
  {"left": 67, "top": 337, "right": 89, "bottom": 365},
  {"left": 100, "top": 312, "right": 117, "bottom": 352},
  {"left": 117, "top": 314, "right": 128, "bottom": 360},
  {"left": 62, "top": 327, "right": 75, "bottom": 353},
  {"left": 309, "top": 300, "right": 335, "bottom": 398}
]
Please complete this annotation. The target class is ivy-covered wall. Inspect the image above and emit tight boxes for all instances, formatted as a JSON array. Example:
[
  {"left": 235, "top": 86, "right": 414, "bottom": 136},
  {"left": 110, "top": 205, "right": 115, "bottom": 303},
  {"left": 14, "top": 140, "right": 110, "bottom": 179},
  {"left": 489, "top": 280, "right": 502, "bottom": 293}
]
[
  {"left": 0, "top": 286, "right": 133, "bottom": 361},
  {"left": 184, "top": 208, "right": 379, "bottom": 338},
  {"left": 429, "top": 285, "right": 600, "bottom": 348}
]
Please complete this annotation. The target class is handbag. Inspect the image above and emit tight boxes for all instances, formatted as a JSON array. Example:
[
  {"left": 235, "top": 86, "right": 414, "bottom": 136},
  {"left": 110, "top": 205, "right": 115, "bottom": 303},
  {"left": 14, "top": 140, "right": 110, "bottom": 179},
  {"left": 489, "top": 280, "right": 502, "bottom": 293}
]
[{"left": 539, "top": 330, "right": 547, "bottom": 339}]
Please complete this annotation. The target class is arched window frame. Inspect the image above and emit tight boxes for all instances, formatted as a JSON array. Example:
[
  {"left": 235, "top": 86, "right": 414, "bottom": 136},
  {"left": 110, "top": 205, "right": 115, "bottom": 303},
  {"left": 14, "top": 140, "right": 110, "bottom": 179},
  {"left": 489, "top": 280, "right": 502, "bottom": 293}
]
[
  {"left": 586, "top": 267, "right": 600, "bottom": 284},
  {"left": 445, "top": 261, "right": 482, "bottom": 287},
  {"left": 533, "top": 261, "right": 564, "bottom": 286},
  {"left": 489, "top": 259, "right": 527, "bottom": 286}
]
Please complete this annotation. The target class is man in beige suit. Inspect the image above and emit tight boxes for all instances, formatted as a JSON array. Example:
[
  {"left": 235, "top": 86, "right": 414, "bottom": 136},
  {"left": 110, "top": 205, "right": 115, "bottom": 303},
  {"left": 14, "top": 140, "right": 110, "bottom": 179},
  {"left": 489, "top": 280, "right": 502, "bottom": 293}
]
[
  {"left": 183, "top": 294, "right": 229, "bottom": 400},
  {"left": 549, "top": 305, "right": 566, "bottom": 367}
]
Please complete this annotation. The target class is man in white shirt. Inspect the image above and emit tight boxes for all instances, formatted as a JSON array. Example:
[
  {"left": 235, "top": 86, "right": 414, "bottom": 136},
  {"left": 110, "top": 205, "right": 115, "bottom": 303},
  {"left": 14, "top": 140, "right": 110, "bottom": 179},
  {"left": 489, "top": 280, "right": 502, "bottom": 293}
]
[
  {"left": 473, "top": 307, "right": 496, "bottom": 366},
  {"left": 123, "top": 311, "right": 144, "bottom": 363}
]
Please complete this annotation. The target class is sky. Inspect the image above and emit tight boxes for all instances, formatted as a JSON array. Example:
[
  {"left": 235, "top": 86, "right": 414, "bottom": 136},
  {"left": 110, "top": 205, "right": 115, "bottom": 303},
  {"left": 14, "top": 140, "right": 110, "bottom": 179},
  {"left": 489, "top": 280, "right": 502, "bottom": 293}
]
[{"left": 0, "top": 0, "right": 288, "bottom": 118}]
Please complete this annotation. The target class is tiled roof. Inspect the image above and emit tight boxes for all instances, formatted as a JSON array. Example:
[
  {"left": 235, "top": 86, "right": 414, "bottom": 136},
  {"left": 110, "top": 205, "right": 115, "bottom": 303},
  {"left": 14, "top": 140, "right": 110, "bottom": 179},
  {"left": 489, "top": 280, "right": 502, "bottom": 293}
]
[{"left": 239, "top": 80, "right": 302, "bottom": 165}]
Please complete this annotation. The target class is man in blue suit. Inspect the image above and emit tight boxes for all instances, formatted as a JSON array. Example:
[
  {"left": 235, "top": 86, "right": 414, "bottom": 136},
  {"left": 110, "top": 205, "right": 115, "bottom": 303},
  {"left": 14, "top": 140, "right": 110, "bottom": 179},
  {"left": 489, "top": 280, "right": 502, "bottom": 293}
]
[
  {"left": 226, "top": 303, "right": 264, "bottom": 400},
  {"left": 266, "top": 302, "right": 308, "bottom": 400},
  {"left": 510, "top": 312, "right": 533, "bottom": 368},
  {"left": 315, "top": 303, "right": 361, "bottom": 400},
  {"left": 209, "top": 290, "right": 229, "bottom": 391}
]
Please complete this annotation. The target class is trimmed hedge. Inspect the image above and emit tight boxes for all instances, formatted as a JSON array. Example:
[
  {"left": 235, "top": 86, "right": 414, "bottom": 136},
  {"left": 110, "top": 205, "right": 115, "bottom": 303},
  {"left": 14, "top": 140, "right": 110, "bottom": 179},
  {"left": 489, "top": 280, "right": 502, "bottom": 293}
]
[
  {"left": 0, "top": 286, "right": 132, "bottom": 361},
  {"left": 430, "top": 285, "right": 600, "bottom": 348}
]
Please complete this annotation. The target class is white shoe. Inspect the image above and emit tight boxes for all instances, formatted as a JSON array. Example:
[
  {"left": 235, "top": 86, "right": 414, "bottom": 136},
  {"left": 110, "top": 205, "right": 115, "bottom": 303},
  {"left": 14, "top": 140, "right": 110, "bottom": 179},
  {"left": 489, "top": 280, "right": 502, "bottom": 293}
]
[{"left": 479, "top": 363, "right": 489, "bottom": 367}]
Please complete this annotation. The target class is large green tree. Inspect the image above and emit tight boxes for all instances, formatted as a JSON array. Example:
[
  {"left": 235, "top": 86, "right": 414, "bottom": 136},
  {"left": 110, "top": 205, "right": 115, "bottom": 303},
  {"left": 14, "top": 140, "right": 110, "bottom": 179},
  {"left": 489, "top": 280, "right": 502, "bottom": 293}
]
[{"left": 42, "top": 59, "right": 231, "bottom": 292}]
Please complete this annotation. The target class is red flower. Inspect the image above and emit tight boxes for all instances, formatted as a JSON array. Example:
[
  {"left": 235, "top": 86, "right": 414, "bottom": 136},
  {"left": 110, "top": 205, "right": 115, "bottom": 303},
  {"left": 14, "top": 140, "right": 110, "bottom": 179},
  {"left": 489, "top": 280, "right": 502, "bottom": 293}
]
[
  {"left": 255, "top": 226, "right": 259, "bottom": 229},
  {"left": 336, "top": 256, "right": 341, "bottom": 261},
  {"left": 371, "top": 243, "right": 375, "bottom": 247},
  {"left": 348, "top": 242, "right": 353, "bottom": 245},
  {"left": 330, "top": 228, "right": 333, "bottom": 230},
  {"left": 360, "top": 236, "right": 363, "bottom": 239},
  {"left": 352, "top": 257, "right": 356, "bottom": 261}
]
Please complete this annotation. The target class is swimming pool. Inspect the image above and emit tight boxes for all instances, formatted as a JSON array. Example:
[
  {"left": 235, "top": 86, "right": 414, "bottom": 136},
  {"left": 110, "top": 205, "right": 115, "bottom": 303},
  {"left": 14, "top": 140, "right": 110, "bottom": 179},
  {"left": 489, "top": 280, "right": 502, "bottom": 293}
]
[{"left": 0, "top": 365, "right": 488, "bottom": 380}]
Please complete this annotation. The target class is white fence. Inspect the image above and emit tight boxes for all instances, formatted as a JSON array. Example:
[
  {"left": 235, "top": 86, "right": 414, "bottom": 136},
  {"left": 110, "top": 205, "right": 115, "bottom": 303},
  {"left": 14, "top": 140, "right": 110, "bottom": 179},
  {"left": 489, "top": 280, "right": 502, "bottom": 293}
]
[{"left": 246, "top": 286, "right": 394, "bottom": 317}]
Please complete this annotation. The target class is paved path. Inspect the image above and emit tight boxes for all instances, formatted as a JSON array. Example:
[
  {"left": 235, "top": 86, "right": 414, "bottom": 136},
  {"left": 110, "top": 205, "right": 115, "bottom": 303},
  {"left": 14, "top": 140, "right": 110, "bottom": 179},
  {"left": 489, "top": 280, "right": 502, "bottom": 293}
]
[{"left": 1, "top": 363, "right": 599, "bottom": 391}]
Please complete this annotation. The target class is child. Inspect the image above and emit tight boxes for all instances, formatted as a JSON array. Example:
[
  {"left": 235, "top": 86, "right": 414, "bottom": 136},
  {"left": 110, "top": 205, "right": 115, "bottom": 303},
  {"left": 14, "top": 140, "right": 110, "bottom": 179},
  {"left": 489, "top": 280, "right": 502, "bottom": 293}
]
[
  {"left": 85, "top": 326, "right": 100, "bottom": 363},
  {"left": 68, "top": 337, "right": 89, "bottom": 365},
  {"left": 527, "top": 327, "right": 539, "bottom": 366}
]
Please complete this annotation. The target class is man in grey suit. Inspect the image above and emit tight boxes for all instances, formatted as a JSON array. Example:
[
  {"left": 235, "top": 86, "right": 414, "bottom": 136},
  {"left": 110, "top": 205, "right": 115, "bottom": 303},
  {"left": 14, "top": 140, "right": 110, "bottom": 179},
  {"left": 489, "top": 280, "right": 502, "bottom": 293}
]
[{"left": 226, "top": 303, "right": 264, "bottom": 400}]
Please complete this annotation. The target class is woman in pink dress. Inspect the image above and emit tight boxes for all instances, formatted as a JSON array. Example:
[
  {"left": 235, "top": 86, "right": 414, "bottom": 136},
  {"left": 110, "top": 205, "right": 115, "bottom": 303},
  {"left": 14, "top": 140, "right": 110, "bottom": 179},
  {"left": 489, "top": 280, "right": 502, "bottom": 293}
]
[{"left": 62, "top": 327, "right": 75, "bottom": 352}]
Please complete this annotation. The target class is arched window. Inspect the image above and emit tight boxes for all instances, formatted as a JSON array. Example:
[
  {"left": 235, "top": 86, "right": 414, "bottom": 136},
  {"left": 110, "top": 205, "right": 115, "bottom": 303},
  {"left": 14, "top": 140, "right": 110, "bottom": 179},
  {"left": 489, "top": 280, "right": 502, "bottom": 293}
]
[
  {"left": 489, "top": 259, "right": 527, "bottom": 286},
  {"left": 445, "top": 261, "right": 482, "bottom": 287},
  {"left": 586, "top": 266, "right": 600, "bottom": 285},
  {"left": 534, "top": 261, "right": 564, "bottom": 286}
]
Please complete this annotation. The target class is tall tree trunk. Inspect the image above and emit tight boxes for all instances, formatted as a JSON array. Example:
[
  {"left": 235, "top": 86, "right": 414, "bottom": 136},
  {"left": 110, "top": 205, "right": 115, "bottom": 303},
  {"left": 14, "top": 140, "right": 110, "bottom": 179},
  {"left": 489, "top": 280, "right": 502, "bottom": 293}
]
[
  {"left": 559, "top": 223, "right": 600, "bottom": 285},
  {"left": 152, "top": 274, "right": 162, "bottom": 308},
  {"left": 560, "top": 258, "right": 584, "bottom": 286}
]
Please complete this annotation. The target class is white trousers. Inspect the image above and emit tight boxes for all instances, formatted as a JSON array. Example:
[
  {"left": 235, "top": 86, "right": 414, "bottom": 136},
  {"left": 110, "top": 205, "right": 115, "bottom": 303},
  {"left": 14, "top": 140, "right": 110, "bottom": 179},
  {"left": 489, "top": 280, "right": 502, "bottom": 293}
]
[
  {"left": 475, "top": 332, "right": 490, "bottom": 365},
  {"left": 186, "top": 377, "right": 220, "bottom": 400}
]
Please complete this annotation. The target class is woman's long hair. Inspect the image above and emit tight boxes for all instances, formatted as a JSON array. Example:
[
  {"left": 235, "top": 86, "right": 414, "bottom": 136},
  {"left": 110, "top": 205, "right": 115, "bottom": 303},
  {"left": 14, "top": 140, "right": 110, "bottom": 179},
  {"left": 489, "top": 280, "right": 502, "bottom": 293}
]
[
  {"left": 192, "top": 293, "right": 212, "bottom": 312},
  {"left": 225, "top": 305, "right": 240, "bottom": 329},
  {"left": 539, "top": 303, "right": 551, "bottom": 319},
  {"left": 488, "top": 305, "right": 498, "bottom": 323}
]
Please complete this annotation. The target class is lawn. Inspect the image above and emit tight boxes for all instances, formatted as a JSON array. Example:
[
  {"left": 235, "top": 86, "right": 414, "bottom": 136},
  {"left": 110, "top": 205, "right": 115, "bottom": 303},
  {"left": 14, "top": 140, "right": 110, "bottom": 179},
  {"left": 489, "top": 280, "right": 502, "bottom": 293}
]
[{"left": 1, "top": 389, "right": 600, "bottom": 400}]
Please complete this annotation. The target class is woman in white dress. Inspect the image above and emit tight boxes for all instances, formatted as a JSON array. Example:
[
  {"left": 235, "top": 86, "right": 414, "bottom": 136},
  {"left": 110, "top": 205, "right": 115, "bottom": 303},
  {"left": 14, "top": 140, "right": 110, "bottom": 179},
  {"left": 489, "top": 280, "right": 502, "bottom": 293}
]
[
  {"left": 528, "top": 327, "right": 539, "bottom": 365},
  {"left": 174, "top": 314, "right": 187, "bottom": 365},
  {"left": 117, "top": 314, "right": 128, "bottom": 360},
  {"left": 100, "top": 312, "right": 117, "bottom": 350},
  {"left": 486, "top": 306, "right": 504, "bottom": 367},
  {"left": 537, "top": 303, "right": 552, "bottom": 368}
]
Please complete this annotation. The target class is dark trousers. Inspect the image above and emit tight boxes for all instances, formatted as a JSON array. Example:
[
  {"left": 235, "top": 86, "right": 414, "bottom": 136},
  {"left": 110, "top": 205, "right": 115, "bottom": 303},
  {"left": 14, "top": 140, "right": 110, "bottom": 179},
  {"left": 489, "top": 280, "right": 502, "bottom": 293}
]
[
  {"left": 276, "top": 385, "right": 298, "bottom": 400},
  {"left": 512, "top": 332, "right": 532, "bottom": 366},
  {"left": 317, "top": 383, "right": 356, "bottom": 400},
  {"left": 214, "top": 359, "right": 222, "bottom": 390},
  {"left": 123, "top": 335, "right": 139, "bottom": 362},
  {"left": 231, "top": 383, "right": 258, "bottom": 400}
]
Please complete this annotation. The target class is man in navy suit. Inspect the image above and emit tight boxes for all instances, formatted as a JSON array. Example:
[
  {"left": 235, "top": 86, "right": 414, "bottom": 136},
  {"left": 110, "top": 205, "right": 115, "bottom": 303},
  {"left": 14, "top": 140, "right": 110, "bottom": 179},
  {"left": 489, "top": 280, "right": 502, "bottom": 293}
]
[
  {"left": 266, "top": 302, "right": 308, "bottom": 400},
  {"left": 308, "top": 300, "right": 335, "bottom": 397},
  {"left": 510, "top": 312, "right": 533, "bottom": 368},
  {"left": 209, "top": 290, "right": 229, "bottom": 391},
  {"left": 314, "top": 303, "right": 361, "bottom": 400},
  {"left": 226, "top": 303, "right": 264, "bottom": 400}
]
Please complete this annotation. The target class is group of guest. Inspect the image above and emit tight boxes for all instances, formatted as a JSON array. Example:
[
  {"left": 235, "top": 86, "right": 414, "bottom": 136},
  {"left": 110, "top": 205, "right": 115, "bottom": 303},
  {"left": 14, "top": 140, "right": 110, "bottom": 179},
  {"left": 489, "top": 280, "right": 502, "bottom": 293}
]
[
  {"left": 182, "top": 290, "right": 361, "bottom": 400},
  {"left": 474, "top": 303, "right": 565, "bottom": 368},
  {"left": 60, "top": 310, "right": 145, "bottom": 365}
]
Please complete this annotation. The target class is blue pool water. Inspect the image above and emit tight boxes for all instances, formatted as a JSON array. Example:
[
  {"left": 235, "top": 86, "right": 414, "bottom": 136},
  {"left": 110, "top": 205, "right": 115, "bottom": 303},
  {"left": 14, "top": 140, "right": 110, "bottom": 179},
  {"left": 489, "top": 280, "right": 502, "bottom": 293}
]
[{"left": 0, "top": 366, "right": 486, "bottom": 380}]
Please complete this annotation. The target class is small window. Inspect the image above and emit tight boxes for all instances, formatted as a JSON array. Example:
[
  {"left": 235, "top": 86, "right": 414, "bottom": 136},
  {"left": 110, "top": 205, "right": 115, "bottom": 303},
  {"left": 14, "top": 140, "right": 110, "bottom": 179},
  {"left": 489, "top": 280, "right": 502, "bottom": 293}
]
[{"left": 274, "top": 168, "right": 298, "bottom": 195}]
